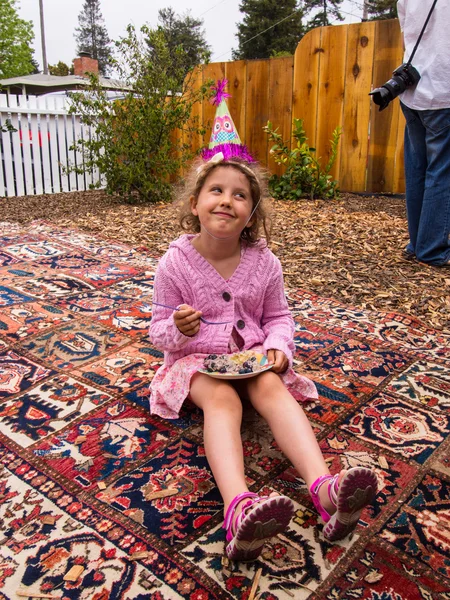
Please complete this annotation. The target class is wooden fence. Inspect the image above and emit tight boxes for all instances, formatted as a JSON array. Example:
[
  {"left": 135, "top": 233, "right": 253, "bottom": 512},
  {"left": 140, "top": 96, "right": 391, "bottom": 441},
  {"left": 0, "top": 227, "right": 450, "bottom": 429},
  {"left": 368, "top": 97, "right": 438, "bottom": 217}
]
[
  {"left": 187, "top": 18, "right": 405, "bottom": 194},
  {"left": 0, "top": 94, "right": 102, "bottom": 198},
  {"left": 1, "top": 19, "right": 404, "bottom": 198}
]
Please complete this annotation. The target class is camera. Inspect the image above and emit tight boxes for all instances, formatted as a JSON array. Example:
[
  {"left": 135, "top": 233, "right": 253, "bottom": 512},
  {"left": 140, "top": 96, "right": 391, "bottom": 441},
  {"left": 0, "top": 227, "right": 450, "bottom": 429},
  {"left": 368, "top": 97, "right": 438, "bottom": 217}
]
[{"left": 369, "top": 63, "right": 421, "bottom": 111}]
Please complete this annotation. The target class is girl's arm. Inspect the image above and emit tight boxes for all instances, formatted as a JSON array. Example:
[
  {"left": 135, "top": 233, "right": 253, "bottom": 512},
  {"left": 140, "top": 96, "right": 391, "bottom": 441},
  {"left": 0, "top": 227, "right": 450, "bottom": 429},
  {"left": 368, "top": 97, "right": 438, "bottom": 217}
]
[
  {"left": 149, "top": 262, "right": 195, "bottom": 352},
  {"left": 261, "top": 261, "right": 295, "bottom": 366}
]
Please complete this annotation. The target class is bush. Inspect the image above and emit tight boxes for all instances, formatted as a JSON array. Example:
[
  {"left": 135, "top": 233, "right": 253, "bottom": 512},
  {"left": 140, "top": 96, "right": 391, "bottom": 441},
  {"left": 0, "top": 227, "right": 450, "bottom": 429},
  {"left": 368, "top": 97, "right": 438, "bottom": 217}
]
[
  {"left": 68, "top": 25, "right": 210, "bottom": 203},
  {"left": 263, "top": 118, "right": 342, "bottom": 200}
]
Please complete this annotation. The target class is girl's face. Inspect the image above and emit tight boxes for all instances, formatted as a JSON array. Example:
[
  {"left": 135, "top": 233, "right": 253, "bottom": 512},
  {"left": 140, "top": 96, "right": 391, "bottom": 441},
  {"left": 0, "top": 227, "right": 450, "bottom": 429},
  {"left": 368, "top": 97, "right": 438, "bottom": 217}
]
[{"left": 190, "top": 166, "right": 254, "bottom": 240}]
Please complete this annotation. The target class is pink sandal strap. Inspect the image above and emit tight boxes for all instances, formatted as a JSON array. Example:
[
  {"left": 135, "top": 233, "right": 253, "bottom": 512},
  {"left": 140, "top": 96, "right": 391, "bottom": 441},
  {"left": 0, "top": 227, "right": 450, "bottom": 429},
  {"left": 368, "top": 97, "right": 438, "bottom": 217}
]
[
  {"left": 309, "top": 474, "right": 339, "bottom": 523},
  {"left": 223, "top": 492, "right": 263, "bottom": 542}
]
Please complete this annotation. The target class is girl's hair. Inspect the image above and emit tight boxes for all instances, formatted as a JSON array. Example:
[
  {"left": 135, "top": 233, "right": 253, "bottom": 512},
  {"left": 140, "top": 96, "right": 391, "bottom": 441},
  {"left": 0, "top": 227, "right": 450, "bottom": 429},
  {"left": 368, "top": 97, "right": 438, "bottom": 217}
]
[{"left": 177, "top": 157, "right": 273, "bottom": 245}]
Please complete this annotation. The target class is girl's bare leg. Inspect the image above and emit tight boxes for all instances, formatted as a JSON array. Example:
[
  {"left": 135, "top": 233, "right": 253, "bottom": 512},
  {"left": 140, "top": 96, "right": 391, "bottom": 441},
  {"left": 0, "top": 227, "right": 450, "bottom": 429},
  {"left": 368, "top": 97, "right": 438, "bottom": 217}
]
[
  {"left": 189, "top": 373, "right": 248, "bottom": 512},
  {"left": 241, "top": 371, "right": 342, "bottom": 514},
  {"left": 189, "top": 372, "right": 281, "bottom": 527}
]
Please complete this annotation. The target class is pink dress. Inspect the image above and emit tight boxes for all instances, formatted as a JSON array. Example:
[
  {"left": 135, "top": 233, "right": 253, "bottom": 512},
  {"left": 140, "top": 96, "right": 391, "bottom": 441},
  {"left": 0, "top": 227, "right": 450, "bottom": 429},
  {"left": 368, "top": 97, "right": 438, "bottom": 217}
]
[{"left": 150, "top": 336, "right": 317, "bottom": 419}]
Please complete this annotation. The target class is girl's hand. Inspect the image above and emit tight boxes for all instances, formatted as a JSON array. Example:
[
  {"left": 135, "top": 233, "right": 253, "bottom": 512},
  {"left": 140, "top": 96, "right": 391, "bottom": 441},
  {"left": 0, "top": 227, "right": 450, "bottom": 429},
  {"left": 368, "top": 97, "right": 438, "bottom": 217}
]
[
  {"left": 174, "top": 304, "right": 202, "bottom": 337},
  {"left": 267, "top": 349, "right": 289, "bottom": 373}
]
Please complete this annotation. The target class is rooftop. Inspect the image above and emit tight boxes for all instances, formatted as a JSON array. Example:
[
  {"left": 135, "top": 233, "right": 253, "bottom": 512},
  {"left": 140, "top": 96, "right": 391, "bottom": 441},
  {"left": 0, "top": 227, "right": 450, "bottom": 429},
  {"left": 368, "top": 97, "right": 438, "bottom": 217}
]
[{"left": 0, "top": 73, "right": 132, "bottom": 96}]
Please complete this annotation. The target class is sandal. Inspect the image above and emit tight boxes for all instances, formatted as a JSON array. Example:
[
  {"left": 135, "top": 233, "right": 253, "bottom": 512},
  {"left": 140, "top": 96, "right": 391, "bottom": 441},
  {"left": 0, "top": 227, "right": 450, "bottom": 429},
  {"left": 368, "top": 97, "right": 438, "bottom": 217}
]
[
  {"left": 223, "top": 491, "right": 294, "bottom": 561},
  {"left": 310, "top": 467, "right": 378, "bottom": 541}
]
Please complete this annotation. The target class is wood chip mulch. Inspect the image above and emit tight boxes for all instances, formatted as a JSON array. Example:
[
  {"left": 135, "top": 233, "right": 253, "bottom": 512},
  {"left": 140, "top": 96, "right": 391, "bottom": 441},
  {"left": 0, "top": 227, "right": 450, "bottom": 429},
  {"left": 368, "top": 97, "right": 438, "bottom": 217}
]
[{"left": 2, "top": 189, "right": 449, "bottom": 332}]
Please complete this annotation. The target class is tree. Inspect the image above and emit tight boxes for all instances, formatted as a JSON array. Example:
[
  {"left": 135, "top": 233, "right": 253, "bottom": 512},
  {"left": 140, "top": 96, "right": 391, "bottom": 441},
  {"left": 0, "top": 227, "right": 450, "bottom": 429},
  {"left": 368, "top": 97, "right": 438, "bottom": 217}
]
[
  {"left": 233, "top": 0, "right": 304, "bottom": 60},
  {"left": 366, "top": 0, "right": 397, "bottom": 20},
  {"left": 74, "top": 0, "right": 112, "bottom": 75},
  {"left": 68, "top": 25, "right": 210, "bottom": 203},
  {"left": 49, "top": 61, "right": 73, "bottom": 76},
  {"left": 155, "top": 7, "right": 211, "bottom": 79},
  {"left": 305, "top": 0, "right": 344, "bottom": 29},
  {"left": 0, "top": 0, "right": 36, "bottom": 78}
]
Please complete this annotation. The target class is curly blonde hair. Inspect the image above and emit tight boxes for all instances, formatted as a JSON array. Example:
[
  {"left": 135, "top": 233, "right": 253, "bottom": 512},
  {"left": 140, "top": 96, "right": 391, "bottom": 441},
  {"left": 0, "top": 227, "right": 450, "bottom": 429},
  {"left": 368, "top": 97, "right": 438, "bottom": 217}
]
[{"left": 176, "top": 157, "right": 273, "bottom": 244}]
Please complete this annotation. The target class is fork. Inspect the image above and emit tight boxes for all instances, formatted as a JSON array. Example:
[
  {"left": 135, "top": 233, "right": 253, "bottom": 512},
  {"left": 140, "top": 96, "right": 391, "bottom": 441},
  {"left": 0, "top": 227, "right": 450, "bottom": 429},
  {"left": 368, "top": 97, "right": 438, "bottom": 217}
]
[{"left": 151, "top": 301, "right": 231, "bottom": 325}]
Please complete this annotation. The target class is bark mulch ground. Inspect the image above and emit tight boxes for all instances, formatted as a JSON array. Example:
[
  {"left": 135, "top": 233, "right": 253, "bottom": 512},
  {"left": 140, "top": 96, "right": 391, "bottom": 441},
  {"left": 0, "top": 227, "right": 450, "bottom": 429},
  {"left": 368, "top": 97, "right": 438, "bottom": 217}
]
[{"left": 1, "top": 190, "right": 449, "bottom": 331}]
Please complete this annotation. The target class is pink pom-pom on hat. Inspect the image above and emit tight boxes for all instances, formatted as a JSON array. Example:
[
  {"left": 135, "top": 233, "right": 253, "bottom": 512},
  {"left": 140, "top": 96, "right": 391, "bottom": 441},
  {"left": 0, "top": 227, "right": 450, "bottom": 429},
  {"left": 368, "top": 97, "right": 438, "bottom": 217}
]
[{"left": 201, "top": 79, "right": 256, "bottom": 163}]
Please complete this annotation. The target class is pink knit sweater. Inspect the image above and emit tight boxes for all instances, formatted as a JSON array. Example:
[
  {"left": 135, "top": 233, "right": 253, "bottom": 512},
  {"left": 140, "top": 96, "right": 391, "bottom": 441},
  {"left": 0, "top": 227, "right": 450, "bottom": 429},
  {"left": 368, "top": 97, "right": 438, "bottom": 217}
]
[{"left": 149, "top": 235, "right": 296, "bottom": 367}]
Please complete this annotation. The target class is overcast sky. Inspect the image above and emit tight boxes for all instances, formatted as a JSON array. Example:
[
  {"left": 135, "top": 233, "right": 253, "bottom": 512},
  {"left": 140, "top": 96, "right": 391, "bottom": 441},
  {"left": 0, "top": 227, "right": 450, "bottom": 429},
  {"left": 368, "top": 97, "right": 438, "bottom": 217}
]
[{"left": 18, "top": 0, "right": 363, "bottom": 71}]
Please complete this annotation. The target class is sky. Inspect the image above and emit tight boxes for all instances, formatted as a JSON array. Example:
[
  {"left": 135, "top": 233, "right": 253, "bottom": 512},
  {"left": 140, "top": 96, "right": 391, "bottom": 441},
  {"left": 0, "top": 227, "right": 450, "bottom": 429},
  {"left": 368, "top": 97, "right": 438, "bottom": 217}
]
[{"left": 17, "top": 0, "right": 364, "bottom": 72}]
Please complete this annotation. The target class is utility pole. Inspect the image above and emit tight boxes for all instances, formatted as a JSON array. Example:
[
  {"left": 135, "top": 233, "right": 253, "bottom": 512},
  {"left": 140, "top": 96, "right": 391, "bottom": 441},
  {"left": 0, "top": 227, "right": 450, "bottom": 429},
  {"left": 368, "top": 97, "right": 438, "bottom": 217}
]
[
  {"left": 362, "top": 0, "right": 369, "bottom": 21},
  {"left": 39, "top": 0, "right": 48, "bottom": 74}
]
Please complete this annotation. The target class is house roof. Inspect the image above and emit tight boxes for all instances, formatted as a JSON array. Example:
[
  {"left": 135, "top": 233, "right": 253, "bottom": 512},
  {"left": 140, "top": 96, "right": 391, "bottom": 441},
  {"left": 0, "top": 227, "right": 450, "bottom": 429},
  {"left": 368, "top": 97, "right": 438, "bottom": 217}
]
[{"left": 0, "top": 73, "right": 132, "bottom": 96}]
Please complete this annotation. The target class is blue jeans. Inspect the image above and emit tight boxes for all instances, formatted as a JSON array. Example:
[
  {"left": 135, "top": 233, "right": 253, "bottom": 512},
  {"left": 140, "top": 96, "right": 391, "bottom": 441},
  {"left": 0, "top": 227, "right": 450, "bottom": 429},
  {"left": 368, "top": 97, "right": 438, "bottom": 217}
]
[{"left": 400, "top": 102, "right": 450, "bottom": 265}]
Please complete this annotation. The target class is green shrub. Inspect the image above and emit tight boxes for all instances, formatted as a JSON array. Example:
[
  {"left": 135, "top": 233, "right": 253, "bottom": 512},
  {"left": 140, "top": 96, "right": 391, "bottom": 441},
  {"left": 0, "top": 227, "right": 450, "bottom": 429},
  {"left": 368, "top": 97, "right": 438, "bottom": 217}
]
[
  {"left": 68, "top": 25, "right": 209, "bottom": 203},
  {"left": 263, "top": 118, "right": 342, "bottom": 200}
]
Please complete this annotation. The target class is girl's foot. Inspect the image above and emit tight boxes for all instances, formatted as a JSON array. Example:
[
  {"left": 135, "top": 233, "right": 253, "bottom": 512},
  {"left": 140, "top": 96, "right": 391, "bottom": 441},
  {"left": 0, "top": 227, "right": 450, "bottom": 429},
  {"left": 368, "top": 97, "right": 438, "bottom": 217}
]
[
  {"left": 223, "top": 491, "right": 294, "bottom": 561},
  {"left": 310, "top": 467, "right": 378, "bottom": 541}
]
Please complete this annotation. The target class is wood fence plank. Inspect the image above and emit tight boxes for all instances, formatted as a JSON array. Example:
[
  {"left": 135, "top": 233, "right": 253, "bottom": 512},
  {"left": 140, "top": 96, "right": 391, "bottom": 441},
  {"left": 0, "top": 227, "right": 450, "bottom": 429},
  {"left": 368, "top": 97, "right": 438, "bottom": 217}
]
[
  {"left": 47, "top": 101, "right": 62, "bottom": 193},
  {"left": 292, "top": 27, "right": 322, "bottom": 150},
  {"left": 186, "top": 67, "right": 204, "bottom": 158},
  {"left": 8, "top": 97, "right": 25, "bottom": 197},
  {"left": 201, "top": 62, "right": 226, "bottom": 150},
  {"left": 0, "top": 111, "right": 7, "bottom": 197},
  {"left": 393, "top": 109, "right": 405, "bottom": 194},
  {"left": 245, "top": 60, "right": 270, "bottom": 164},
  {"left": 225, "top": 60, "right": 247, "bottom": 147},
  {"left": 267, "top": 56, "right": 294, "bottom": 175},
  {"left": 316, "top": 24, "right": 347, "bottom": 181},
  {"left": 29, "top": 97, "right": 44, "bottom": 195},
  {"left": 340, "top": 21, "right": 375, "bottom": 192},
  {"left": 18, "top": 96, "right": 35, "bottom": 195},
  {"left": 367, "top": 18, "right": 403, "bottom": 192},
  {"left": 72, "top": 116, "right": 86, "bottom": 191},
  {"left": 0, "top": 158, "right": 4, "bottom": 198},
  {"left": 38, "top": 96, "right": 53, "bottom": 194},
  {"left": 56, "top": 114, "right": 70, "bottom": 192},
  {"left": 0, "top": 109, "right": 16, "bottom": 197},
  {"left": 65, "top": 114, "right": 78, "bottom": 191}
]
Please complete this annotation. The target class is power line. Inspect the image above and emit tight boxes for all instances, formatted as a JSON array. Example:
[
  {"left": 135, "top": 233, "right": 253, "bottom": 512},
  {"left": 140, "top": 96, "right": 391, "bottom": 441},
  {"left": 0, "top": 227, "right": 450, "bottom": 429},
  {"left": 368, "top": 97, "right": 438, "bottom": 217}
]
[
  {"left": 197, "top": 0, "right": 234, "bottom": 19},
  {"left": 210, "top": 3, "right": 368, "bottom": 62},
  {"left": 211, "top": 7, "right": 304, "bottom": 61}
]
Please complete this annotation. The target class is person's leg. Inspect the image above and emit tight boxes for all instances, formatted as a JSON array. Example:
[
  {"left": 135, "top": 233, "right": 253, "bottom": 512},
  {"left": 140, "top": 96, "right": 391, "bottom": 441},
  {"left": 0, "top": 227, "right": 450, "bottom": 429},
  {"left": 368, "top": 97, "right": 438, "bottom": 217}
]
[
  {"left": 189, "top": 372, "right": 294, "bottom": 560},
  {"left": 414, "top": 107, "right": 450, "bottom": 265},
  {"left": 240, "top": 371, "right": 336, "bottom": 512},
  {"left": 189, "top": 372, "right": 247, "bottom": 509},
  {"left": 242, "top": 371, "right": 377, "bottom": 540},
  {"left": 400, "top": 102, "right": 427, "bottom": 256}
]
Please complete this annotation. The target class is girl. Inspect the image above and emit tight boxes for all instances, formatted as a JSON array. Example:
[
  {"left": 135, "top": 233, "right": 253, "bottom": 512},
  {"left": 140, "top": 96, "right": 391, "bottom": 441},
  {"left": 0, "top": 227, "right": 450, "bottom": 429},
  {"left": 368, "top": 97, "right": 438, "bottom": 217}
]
[{"left": 148, "top": 153, "right": 378, "bottom": 561}]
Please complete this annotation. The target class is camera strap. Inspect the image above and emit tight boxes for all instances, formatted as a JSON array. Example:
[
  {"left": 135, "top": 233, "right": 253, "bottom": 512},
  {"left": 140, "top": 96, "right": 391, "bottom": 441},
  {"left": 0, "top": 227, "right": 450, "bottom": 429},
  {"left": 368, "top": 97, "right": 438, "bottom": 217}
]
[{"left": 406, "top": 0, "right": 438, "bottom": 65}]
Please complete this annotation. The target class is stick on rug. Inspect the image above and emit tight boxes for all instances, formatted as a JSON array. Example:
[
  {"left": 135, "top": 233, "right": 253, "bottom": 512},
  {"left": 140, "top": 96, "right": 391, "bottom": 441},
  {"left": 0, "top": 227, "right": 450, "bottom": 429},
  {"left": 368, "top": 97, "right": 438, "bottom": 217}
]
[{"left": 0, "top": 221, "right": 449, "bottom": 599}]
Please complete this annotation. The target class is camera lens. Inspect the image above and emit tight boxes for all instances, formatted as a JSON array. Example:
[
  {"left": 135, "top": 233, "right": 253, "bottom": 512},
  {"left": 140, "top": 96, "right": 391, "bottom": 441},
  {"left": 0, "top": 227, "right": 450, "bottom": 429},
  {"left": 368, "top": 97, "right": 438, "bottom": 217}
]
[
  {"left": 369, "top": 63, "right": 421, "bottom": 112},
  {"left": 369, "top": 86, "right": 393, "bottom": 111}
]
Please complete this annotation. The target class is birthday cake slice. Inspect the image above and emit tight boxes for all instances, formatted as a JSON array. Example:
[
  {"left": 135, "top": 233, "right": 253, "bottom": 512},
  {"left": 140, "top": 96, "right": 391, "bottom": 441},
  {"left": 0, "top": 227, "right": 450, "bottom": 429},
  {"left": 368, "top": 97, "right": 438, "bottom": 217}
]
[{"left": 202, "top": 351, "right": 266, "bottom": 374}]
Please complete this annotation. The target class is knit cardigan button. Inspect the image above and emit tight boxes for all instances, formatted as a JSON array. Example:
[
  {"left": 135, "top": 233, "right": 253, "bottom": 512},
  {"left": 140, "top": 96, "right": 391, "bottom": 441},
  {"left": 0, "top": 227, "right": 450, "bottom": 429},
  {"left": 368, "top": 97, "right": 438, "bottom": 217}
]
[
  {"left": 222, "top": 291, "right": 231, "bottom": 301},
  {"left": 237, "top": 319, "right": 245, "bottom": 330}
]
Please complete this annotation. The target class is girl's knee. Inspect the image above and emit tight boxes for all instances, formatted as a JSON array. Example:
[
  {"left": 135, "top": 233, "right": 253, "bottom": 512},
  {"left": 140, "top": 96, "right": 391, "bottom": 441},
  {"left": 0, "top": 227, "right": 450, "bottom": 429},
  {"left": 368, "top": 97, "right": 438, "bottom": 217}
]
[
  {"left": 246, "top": 370, "right": 284, "bottom": 395},
  {"left": 246, "top": 372, "right": 295, "bottom": 412},
  {"left": 207, "top": 387, "right": 243, "bottom": 417},
  {"left": 191, "top": 375, "right": 242, "bottom": 415}
]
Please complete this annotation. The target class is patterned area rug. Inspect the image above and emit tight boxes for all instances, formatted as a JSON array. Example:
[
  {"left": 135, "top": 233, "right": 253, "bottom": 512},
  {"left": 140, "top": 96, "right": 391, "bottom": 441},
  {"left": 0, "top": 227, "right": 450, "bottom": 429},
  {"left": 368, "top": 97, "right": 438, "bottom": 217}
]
[{"left": 0, "top": 221, "right": 449, "bottom": 600}]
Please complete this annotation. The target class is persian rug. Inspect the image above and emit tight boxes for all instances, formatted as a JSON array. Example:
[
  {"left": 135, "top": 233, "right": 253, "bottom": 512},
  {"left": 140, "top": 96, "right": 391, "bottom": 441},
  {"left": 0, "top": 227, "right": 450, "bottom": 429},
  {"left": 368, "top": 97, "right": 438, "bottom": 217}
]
[{"left": 0, "top": 220, "right": 449, "bottom": 600}]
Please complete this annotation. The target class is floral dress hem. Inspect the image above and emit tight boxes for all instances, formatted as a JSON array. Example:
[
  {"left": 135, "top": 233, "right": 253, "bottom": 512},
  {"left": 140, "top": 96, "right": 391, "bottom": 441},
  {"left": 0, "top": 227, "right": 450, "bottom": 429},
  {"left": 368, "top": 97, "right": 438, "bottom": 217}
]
[{"left": 149, "top": 347, "right": 318, "bottom": 420}]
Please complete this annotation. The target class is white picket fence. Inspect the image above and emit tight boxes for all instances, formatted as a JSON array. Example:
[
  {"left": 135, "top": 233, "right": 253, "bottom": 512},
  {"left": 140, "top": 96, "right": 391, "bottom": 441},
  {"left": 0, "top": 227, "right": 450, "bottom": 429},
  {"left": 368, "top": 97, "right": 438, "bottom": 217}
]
[{"left": 0, "top": 94, "right": 103, "bottom": 198}]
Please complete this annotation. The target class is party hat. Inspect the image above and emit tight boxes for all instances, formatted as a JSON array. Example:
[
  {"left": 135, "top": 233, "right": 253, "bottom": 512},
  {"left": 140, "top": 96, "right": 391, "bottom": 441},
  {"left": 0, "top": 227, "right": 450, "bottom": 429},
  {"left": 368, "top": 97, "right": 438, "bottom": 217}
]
[{"left": 201, "top": 79, "right": 255, "bottom": 162}]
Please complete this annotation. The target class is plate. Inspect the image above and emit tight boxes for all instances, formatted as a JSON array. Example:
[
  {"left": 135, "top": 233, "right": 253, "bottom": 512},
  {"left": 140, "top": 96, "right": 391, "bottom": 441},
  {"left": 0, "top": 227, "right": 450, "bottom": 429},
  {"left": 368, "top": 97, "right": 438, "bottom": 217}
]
[{"left": 198, "top": 352, "right": 273, "bottom": 380}]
